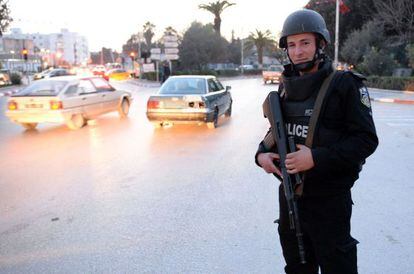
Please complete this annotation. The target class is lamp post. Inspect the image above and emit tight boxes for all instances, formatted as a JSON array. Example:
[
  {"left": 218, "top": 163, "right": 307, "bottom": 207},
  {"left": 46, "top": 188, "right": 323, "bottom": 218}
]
[{"left": 334, "top": 0, "right": 340, "bottom": 69}]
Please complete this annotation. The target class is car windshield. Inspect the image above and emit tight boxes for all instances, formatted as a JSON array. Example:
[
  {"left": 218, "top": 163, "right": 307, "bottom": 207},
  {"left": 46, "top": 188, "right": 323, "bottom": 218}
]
[
  {"left": 159, "top": 78, "right": 206, "bottom": 95},
  {"left": 269, "top": 66, "right": 283, "bottom": 72},
  {"left": 15, "top": 80, "right": 68, "bottom": 96}
]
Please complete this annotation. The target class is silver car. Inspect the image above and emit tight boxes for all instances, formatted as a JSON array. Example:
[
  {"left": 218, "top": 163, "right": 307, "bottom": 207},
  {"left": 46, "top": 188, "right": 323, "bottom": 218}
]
[
  {"left": 146, "top": 75, "right": 232, "bottom": 128},
  {"left": 6, "top": 76, "right": 132, "bottom": 130}
]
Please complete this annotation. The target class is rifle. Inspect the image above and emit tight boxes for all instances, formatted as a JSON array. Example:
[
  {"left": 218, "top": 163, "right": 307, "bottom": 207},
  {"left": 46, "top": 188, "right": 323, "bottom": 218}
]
[{"left": 262, "top": 91, "right": 306, "bottom": 264}]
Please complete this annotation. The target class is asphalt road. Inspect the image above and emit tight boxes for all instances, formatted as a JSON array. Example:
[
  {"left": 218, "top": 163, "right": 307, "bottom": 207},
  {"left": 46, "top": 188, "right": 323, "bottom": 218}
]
[{"left": 0, "top": 78, "right": 413, "bottom": 273}]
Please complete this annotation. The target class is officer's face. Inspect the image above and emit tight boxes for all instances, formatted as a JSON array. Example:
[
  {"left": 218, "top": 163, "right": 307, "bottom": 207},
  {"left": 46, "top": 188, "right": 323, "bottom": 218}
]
[{"left": 286, "top": 33, "right": 317, "bottom": 65}]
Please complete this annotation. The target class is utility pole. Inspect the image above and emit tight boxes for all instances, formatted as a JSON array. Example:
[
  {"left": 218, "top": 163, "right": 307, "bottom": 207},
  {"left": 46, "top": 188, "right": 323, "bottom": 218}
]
[
  {"left": 334, "top": 0, "right": 340, "bottom": 69},
  {"left": 241, "top": 37, "right": 244, "bottom": 75}
]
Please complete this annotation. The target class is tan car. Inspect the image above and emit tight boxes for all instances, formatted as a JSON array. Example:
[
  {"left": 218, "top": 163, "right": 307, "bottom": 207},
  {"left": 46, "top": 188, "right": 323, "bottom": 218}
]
[
  {"left": 6, "top": 76, "right": 132, "bottom": 130},
  {"left": 262, "top": 65, "right": 283, "bottom": 84}
]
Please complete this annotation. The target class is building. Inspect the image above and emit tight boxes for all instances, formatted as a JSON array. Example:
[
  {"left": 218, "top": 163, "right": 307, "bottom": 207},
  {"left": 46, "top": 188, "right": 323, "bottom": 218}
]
[{"left": 0, "top": 28, "right": 89, "bottom": 72}]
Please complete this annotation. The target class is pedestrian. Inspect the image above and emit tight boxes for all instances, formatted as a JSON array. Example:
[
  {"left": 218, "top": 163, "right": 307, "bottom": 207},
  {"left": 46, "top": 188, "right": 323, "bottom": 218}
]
[
  {"left": 162, "top": 62, "right": 171, "bottom": 83},
  {"left": 255, "top": 9, "right": 378, "bottom": 274}
]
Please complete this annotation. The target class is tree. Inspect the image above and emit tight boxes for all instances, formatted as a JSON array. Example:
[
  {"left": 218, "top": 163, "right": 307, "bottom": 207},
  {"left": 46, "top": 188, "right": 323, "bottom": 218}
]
[
  {"left": 143, "top": 21, "right": 156, "bottom": 51},
  {"left": 164, "top": 26, "right": 179, "bottom": 37},
  {"left": 305, "top": 0, "right": 376, "bottom": 57},
  {"left": 360, "top": 47, "right": 397, "bottom": 76},
  {"left": 122, "top": 34, "right": 140, "bottom": 56},
  {"left": 178, "top": 22, "right": 229, "bottom": 70},
  {"left": 245, "top": 29, "right": 276, "bottom": 68},
  {"left": 227, "top": 37, "right": 241, "bottom": 65},
  {"left": 406, "top": 44, "right": 414, "bottom": 69},
  {"left": 341, "top": 20, "right": 385, "bottom": 66},
  {"left": 0, "top": 0, "right": 12, "bottom": 36},
  {"left": 198, "top": 1, "right": 235, "bottom": 35},
  {"left": 373, "top": 0, "right": 414, "bottom": 45}
]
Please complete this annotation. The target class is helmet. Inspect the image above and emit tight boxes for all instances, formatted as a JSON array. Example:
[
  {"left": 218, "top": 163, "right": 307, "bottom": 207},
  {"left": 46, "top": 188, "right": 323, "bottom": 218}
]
[{"left": 279, "top": 9, "right": 330, "bottom": 49}]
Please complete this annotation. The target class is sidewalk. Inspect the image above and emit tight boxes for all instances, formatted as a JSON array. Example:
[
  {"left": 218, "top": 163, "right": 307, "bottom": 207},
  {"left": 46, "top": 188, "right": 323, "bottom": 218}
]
[{"left": 369, "top": 87, "right": 414, "bottom": 105}]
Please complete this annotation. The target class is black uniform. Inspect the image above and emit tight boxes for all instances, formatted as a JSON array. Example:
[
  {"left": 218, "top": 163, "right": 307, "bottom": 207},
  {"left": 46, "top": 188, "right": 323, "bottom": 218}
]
[{"left": 255, "top": 60, "right": 378, "bottom": 274}]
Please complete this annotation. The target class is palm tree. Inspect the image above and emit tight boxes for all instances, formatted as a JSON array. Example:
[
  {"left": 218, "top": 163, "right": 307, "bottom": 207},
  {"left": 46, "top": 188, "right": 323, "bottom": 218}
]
[
  {"left": 198, "top": 1, "right": 236, "bottom": 35},
  {"left": 245, "top": 29, "right": 276, "bottom": 68},
  {"left": 143, "top": 21, "right": 156, "bottom": 50},
  {"left": 164, "top": 26, "right": 178, "bottom": 36}
]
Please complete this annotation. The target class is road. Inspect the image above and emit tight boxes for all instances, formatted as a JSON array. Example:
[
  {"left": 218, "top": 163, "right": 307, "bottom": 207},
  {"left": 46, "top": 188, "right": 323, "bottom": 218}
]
[{"left": 0, "top": 78, "right": 413, "bottom": 273}]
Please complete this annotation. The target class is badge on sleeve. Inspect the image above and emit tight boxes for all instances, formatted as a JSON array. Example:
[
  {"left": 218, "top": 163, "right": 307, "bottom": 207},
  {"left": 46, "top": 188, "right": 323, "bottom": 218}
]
[{"left": 359, "top": 86, "right": 371, "bottom": 108}]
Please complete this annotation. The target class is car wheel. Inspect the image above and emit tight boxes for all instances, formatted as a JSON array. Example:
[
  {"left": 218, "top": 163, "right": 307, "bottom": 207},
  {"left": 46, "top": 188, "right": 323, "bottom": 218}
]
[
  {"left": 118, "top": 98, "right": 130, "bottom": 118},
  {"left": 20, "top": 122, "right": 37, "bottom": 130},
  {"left": 225, "top": 101, "right": 232, "bottom": 117},
  {"left": 152, "top": 122, "right": 162, "bottom": 128},
  {"left": 207, "top": 109, "right": 219, "bottom": 129},
  {"left": 66, "top": 113, "right": 86, "bottom": 130}
]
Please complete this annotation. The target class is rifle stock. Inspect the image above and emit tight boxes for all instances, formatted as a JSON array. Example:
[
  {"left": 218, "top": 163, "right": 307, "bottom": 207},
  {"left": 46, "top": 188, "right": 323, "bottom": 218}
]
[{"left": 262, "top": 91, "right": 306, "bottom": 264}]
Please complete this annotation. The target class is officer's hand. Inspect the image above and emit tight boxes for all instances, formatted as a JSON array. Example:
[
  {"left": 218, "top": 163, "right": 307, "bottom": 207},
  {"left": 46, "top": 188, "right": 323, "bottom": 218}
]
[
  {"left": 257, "top": 152, "right": 282, "bottom": 177},
  {"left": 285, "top": 144, "right": 315, "bottom": 174}
]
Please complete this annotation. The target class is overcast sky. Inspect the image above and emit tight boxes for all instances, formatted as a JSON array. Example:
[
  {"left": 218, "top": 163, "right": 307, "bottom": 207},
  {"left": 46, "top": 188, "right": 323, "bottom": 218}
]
[{"left": 9, "top": 0, "right": 309, "bottom": 52}]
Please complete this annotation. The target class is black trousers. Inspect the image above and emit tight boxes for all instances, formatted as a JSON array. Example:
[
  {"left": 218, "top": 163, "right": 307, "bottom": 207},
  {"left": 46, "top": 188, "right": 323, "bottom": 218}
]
[{"left": 278, "top": 185, "right": 358, "bottom": 274}]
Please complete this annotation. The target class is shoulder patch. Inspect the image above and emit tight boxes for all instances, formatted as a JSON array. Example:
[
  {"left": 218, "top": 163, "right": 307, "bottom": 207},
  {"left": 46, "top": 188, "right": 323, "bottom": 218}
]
[{"left": 359, "top": 86, "right": 371, "bottom": 108}]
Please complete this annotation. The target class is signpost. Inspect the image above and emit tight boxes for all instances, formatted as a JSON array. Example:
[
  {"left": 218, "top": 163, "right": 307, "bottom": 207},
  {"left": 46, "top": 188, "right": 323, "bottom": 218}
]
[{"left": 162, "top": 35, "right": 179, "bottom": 76}]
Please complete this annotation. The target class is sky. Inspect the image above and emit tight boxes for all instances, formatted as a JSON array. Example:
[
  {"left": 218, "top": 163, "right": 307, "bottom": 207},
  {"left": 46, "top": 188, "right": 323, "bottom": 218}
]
[{"left": 8, "top": 0, "right": 309, "bottom": 52}]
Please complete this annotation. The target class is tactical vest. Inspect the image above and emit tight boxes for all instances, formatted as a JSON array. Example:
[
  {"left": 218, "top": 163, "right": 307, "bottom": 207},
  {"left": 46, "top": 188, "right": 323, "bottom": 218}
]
[{"left": 282, "top": 92, "right": 317, "bottom": 146}]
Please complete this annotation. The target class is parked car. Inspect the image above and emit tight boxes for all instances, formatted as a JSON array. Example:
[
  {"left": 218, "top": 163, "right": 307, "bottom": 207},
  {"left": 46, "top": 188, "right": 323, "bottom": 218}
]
[
  {"left": 92, "top": 65, "right": 106, "bottom": 77},
  {"left": 5, "top": 76, "right": 132, "bottom": 130},
  {"left": 33, "top": 68, "right": 70, "bottom": 80},
  {"left": 104, "top": 69, "right": 130, "bottom": 81},
  {"left": 0, "top": 69, "right": 11, "bottom": 86},
  {"left": 146, "top": 75, "right": 232, "bottom": 128},
  {"left": 262, "top": 65, "right": 283, "bottom": 84}
]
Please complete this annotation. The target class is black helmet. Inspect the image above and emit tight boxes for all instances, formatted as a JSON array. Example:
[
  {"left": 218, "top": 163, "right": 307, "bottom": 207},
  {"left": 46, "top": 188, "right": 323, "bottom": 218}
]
[{"left": 279, "top": 9, "right": 330, "bottom": 49}]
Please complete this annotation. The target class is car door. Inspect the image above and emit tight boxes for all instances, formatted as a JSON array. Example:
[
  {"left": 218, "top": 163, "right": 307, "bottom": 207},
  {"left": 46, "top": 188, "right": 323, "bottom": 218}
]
[
  {"left": 77, "top": 79, "right": 102, "bottom": 118},
  {"left": 206, "top": 79, "right": 220, "bottom": 111},
  {"left": 207, "top": 78, "right": 227, "bottom": 115},
  {"left": 214, "top": 78, "right": 231, "bottom": 114},
  {"left": 91, "top": 78, "right": 119, "bottom": 113}
]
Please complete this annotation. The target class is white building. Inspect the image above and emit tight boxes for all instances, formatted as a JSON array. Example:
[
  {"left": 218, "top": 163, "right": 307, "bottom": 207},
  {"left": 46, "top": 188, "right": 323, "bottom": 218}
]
[{"left": 1, "top": 28, "right": 89, "bottom": 67}]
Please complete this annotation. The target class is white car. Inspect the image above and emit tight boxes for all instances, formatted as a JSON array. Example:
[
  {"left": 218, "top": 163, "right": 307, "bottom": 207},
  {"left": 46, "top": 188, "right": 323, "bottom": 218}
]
[{"left": 6, "top": 76, "right": 132, "bottom": 130}]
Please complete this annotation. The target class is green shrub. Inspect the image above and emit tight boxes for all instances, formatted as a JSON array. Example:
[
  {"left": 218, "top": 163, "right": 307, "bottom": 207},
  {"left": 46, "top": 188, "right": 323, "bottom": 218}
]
[
  {"left": 142, "top": 72, "right": 159, "bottom": 81},
  {"left": 366, "top": 76, "right": 414, "bottom": 91},
  {"left": 172, "top": 69, "right": 218, "bottom": 76},
  {"left": 242, "top": 69, "right": 262, "bottom": 75},
  {"left": 216, "top": 70, "right": 240, "bottom": 77},
  {"left": 10, "top": 73, "right": 22, "bottom": 85}
]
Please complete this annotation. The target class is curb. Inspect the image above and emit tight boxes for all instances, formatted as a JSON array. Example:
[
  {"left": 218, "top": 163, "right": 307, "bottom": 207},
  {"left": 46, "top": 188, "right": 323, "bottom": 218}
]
[
  {"left": 371, "top": 97, "right": 414, "bottom": 105},
  {"left": 127, "top": 79, "right": 161, "bottom": 88}
]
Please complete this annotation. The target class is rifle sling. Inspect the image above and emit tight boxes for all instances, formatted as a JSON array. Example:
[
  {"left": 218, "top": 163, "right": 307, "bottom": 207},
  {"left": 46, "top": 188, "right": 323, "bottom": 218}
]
[{"left": 305, "top": 69, "right": 336, "bottom": 148}]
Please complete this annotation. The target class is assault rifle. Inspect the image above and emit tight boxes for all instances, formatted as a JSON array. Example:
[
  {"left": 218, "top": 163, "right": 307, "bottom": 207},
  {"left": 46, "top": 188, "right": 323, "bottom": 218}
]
[{"left": 262, "top": 91, "right": 306, "bottom": 264}]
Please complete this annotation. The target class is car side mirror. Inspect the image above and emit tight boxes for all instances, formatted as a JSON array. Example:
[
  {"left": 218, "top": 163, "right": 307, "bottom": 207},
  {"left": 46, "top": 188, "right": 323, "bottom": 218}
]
[{"left": 226, "top": 86, "right": 231, "bottom": 91}]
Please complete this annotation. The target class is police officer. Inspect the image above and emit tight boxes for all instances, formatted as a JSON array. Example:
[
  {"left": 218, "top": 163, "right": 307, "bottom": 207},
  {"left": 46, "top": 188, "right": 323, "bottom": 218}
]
[{"left": 255, "top": 9, "right": 378, "bottom": 274}]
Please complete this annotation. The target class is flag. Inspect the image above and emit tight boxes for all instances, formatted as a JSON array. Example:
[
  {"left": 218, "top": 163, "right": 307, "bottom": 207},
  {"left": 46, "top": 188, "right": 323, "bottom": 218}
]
[{"left": 339, "top": 0, "right": 350, "bottom": 14}]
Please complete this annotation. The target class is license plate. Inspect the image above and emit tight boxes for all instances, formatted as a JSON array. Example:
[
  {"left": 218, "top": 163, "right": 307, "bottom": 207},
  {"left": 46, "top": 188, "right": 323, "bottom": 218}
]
[{"left": 25, "top": 103, "right": 43, "bottom": 108}]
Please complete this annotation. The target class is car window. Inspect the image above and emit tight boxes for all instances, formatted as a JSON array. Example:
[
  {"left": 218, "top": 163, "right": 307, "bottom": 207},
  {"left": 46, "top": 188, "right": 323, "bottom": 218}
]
[
  {"left": 213, "top": 79, "right": 224, "bottom": 90},
  {"left": 64, "top": 85, "right": 79, "bottom": 96},
  {"left": 208, "top": 79, "right": 220, "bottom": 92},
  {"left": 159, "top": 78, "right": 206, "bottom": 95},
  {"left": 78, "top": 80, "right": 97, "bottom": 94},
  {"left": 91, "top": 78, "right": 113, "bottom": 91},
  {"left": 15, "top": 80, "right": 68, "bottom": 96}
]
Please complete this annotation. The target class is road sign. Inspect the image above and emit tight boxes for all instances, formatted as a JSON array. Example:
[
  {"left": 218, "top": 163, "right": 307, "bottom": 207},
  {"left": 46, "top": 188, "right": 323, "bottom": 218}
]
[
  {"left": 164, "top": 35, "right": 178, "bottom": 43},
  {"left": 164, "top": 42, "right": 179, "bottom": 48},
  {"left": 165, "top": 54, "right": 179, "bottom": 60},
  {"left": 150, "top": 48, "right": 161, "bottom": 54},
  {"left": 151, "top": 54, "right": 161, "bottom": 60},
  {"left": 165, "top": 48, "right": 179, "bottom": 54},
  {"left": 143, "top": 63, "right": 155, "bottom": 72}
]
